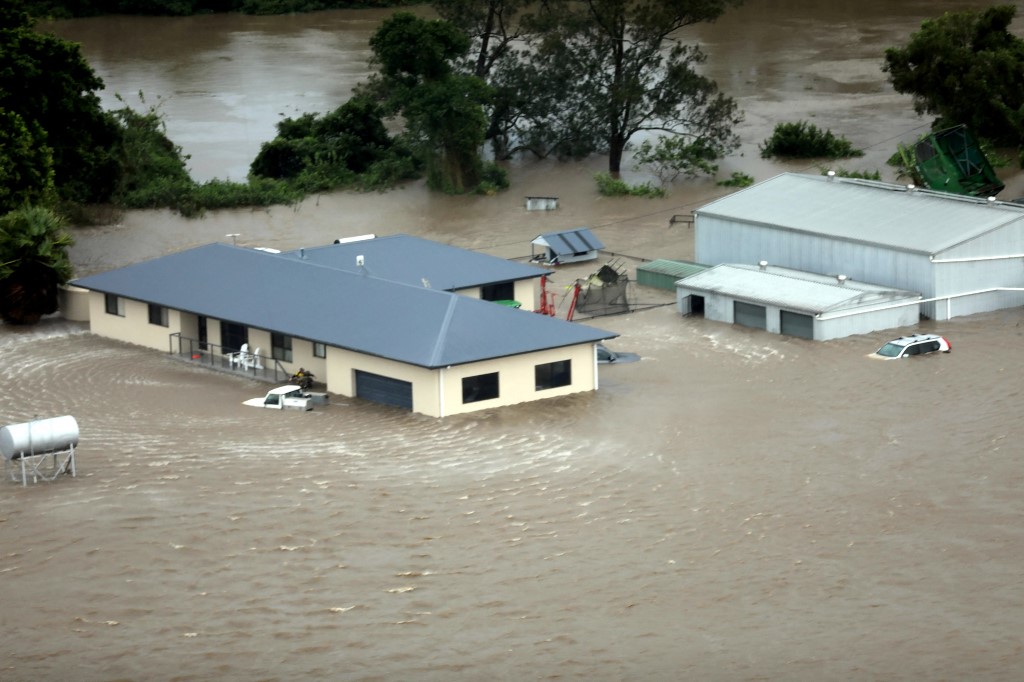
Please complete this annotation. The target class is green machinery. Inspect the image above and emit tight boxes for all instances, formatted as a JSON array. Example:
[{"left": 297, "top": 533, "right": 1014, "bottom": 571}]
[{"left": 901, "top": 124, "right": 1004, "bottom": 197}]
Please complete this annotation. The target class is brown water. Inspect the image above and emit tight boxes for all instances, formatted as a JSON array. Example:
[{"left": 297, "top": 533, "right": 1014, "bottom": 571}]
[{"left": 5, "top": 2, "right": 1024, "bottom": 680}]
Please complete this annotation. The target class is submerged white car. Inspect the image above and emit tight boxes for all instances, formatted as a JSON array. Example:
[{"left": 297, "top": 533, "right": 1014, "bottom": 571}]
[
  {"left": 871, "top": 333, "right": 951, "bottom": 359},
  {"left": 243, "top": 385, "right": 314, "bottom": 410}
]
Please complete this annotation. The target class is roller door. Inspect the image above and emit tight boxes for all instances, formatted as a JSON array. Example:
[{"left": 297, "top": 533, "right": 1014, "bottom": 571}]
[
  {"left": 780, "top": 310, "right": 814, "bottom": 339},
  {"left": 355, "top": 370, "right": 413, "bottom": 410},
  {"left": 733, "top": 301, "right": 766, "bottom": 330}
]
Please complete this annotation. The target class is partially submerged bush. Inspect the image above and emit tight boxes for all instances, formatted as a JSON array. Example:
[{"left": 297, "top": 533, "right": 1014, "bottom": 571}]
[
  {"left": 760, "top": 121, "right": 863, "bottom": 159},
  {"left": 594, "top": 172, "right": 665, "bottom": 198}
]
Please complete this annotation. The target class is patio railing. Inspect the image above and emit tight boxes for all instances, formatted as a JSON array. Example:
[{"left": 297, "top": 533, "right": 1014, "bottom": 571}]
[{"left": 168, "top": 333, "right": 289, "bottom": 383}]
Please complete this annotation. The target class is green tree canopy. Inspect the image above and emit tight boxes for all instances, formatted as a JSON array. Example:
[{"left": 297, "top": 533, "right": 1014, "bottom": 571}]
[
  {"left": 366, "top": 12, "right": 492, "bottom": 193},
  {"left": 433, "top": 0, "right": 744, "bottom": 176},
  {"left": 0, "top": 109, "right": 55, "bottom": 214},
  {"left": 883, "top": 5, "right": 1024, "bottom": 148},
  {"left": 0, "top": 206, "right": 73, "bottom": 325},
  {"left": 0, "top": 1, "right": 121, "bottom": 204}
]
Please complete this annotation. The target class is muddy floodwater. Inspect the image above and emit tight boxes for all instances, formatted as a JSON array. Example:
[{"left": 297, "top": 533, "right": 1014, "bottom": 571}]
[{"left": 4, "top": 2, "right": 1024, "bottom": 681}]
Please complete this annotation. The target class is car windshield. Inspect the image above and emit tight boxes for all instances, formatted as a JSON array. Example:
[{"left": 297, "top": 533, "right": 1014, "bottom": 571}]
[{"left": 875, "top": 342, "right": 904, "bottom": 357}]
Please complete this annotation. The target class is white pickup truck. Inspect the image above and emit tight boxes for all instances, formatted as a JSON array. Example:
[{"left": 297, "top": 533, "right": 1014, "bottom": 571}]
[{"left": 243, "top": 385, "right": 314, "bottom": 411}]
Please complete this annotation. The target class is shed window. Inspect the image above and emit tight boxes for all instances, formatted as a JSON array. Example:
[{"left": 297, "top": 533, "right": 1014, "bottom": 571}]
[
  {"left": 271, "top": 333, "right": 293, "bottom": 362},
  {"left": 535, "top": 360, "right": 571, "bottom": 390},
  {"left": 313, "top": 342, "right": 326, "bottom": 359},
  {"left": 148, "top": 303, "right": 168, "bottom": 327},
  {"left": 462, "top": 372, "right": 499, "bottom": 403},
  {"left": 104, "top": 294, "right": 124, "bottom": 317}
]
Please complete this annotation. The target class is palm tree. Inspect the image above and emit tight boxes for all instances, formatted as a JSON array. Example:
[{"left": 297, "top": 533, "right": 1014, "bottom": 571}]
[{"left": 0, "top": 207, "right": 74, "bottom": 325}]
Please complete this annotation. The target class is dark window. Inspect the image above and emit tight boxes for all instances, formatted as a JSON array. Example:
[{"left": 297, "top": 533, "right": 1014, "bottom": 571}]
[
  {"left": 220, "top": 322, "right": 247, "bottom": 354},
  {"left": 104, "top": 294, "right": 123, "bottom": 316},
  {"left": 148, "top": 303, "right": 168, "bottom": 327},
  {"left": 535, "top": 360, "right": 571, "bottom": 390},
  {"left": 462, "top": 372, "right": 499, "bottom": 403},
  {"left": 481, "top": 281, "right": 515, "bottom": 302},
  {"left": 313, "top": 342, "right": 326, "bottom": 359},
  {"left": 271, "top": 333, "right": 293, "bottom": 362}
]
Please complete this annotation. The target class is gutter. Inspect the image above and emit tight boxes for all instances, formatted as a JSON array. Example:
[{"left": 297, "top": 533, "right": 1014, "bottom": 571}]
[{"left": 816, "top": 287, "right": 1024, "bottom": 321}]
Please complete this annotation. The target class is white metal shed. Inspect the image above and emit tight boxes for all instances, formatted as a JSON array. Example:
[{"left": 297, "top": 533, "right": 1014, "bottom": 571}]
[
  {"left": 694, "top": 173, "right": 1024, "bottom": 321},
  {"left": 676, "top": 263, "right": 921, "bottom": 340}
]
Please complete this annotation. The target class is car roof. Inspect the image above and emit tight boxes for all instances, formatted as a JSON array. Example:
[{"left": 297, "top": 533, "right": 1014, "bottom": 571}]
[{"left": 886, "top": 333, "right": 942, "bottom": 347}]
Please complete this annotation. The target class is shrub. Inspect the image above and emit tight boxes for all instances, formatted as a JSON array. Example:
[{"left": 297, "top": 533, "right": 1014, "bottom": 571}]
[
  {"left": 760, "top": 121, "right": 863, "bottom": 159},
  {"left": 594, "top": 172, "right": 665, "bottom": 198},
  {"left": 717, "top": 172, "right": 754, "bottom": 188}
]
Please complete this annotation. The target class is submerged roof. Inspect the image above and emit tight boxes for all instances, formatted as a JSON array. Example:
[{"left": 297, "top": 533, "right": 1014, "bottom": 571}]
[
  {"left": 532, "top": 228, "right": 604, "bottom": 255},
  {"left": 695, "top": 173, "right": 1024, "bottom": 255},
  {"left": 677, "top": 263, "right": 920, "bottom": 314},
  {"left": 72, "top": 243, "right": 616, "bottom": 368},
  {"left": 280, "top": 234, "right": 547, "bottom": 291}
]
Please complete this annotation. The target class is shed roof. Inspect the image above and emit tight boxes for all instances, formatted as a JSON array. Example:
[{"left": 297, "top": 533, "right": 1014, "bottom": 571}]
[
  {"left": 281, "top": 234, "right": 547, "bottom": 291},
  {"left": 677, "top": 263, "right": 920, "bottom": 314},
  {"left": 532, "top": 228, "right": 604, "bottom": 255},
  {"left": 72, "top": 243, "right": 616, "bottom": 368},
  {"left": 695, "top": 173, "right": 1024, "bottom": 255},
  {"left": 637, "top": 259, "right": 708, "bottom": 279}
]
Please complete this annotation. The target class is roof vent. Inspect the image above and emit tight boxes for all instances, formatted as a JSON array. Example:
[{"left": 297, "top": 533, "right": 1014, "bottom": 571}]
[
  {"left": 758, "top": 260, "right": 768, "bottom": 271},
  {"left": 988, "top": 196, "right": 997, "bottom": 205},
  {"left": 826, "top": 170, "right": 836, "bottom": 181},
  {"left": 837, "top": 274, "right": 848, "bottom": 285},
  {"left": 906, "top": 184, "right": 916, "bottom": 191},
  {"left": 300, "top": 248, "right": 305, "bottom": 259}
]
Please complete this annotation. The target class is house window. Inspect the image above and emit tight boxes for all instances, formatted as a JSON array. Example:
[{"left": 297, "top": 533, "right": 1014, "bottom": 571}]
[
  {"left": 104, "top": 294, "right": 124, "bottom": 316},
  {"left": 271, "top": 333, "right": 293, "bottom": 362},
  {"left": 481, "top": 281, "right": 515, "bottom": 302},
  {"left": 462, "top": 372, "right": 499, "bottom": 403},
  {"left": 148, "top": 303, "right": 168, "bottom": 327},
  {"left": 535, "top": 360, "right": 571, "bottom": 390},
  {"left": 313, "top": 342, "right": 326, "bottom": 359}
]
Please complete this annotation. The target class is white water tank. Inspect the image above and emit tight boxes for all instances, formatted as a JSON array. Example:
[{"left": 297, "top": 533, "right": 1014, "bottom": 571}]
[{"left": 0, "top": 416, "right": 79, "bottom": 461}]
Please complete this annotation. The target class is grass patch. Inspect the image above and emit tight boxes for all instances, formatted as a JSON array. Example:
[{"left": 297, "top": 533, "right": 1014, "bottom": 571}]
[{"left": 594, "top": 172, "right": 665, "bottom": 198}]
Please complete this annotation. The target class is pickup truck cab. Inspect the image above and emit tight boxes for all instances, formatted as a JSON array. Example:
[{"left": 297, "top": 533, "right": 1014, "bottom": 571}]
[{"left": 243, "top": 385, "right": 314, "bottom": 411}]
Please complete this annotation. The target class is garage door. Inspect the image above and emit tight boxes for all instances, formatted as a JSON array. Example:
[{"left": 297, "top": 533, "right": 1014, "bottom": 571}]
[
  {"left": 733, "top": 301, "right": 766, "bottom": 330},
  {"left": 355, "top": 370, "right": 413, "bottom": 410},
  {"left": 780, "top": 310, "right": 814, "bottom": 339}
]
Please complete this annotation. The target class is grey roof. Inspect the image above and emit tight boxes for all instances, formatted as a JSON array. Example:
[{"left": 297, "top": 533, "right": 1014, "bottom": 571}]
[
  {"left": 637, "top": 259, "right": 708, "bottom": 279},
  {"left": 677, "top": 263, "right": 920, "bottom": 314},
  {"left": 532, "top": 228, "right": 604, "bottom": 255},
  {"left": 695, "top": 173, "right": 1024, "bottom": 255},
  {"left": 280, "top": 234, "right": 548, "bottom": 291},
  {"left": 72, "top": 243, "right": 616, "bottom": 368}
]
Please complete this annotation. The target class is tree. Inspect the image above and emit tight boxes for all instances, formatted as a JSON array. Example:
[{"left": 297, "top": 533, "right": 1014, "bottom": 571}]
[
  {"left": 366, "top": 12, "right": 492, "bottom": 193},
  {"left": 0, "top": 109, "right": 55, "bottom": 214},
  {"left": 883, "top": 5, "right": 1024, "bottom": 148},
  {"left": 431, "top": 0, "right": 747, "bottom": 171},
  {"left": 0, "top": 206, "right": 74, "bottom": 325},
  {"left": 0, "top": 1, "right": 121, "bottom": 205}
]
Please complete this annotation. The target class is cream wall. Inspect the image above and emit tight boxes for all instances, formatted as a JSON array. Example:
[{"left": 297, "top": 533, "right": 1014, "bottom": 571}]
[
  {"left": 451, "top": 278, "right": 541, "bottom": 310},
  {"left": 87, "top": 293, "right": 182, "bottom": 351},
  {"left": 440, "top": 343, "right": 597, "bottom": 417},
  {"left": 325, "top": 342, "right": 598, "bottom": 417}
]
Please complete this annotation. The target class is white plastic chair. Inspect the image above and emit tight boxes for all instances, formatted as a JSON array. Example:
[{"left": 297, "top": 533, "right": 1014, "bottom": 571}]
[
  {"left": 250, "top": 347, "right": 263, "bottom": 370},
  {"left": 229, "top": 343, "right": 249, "bottom": 369}
]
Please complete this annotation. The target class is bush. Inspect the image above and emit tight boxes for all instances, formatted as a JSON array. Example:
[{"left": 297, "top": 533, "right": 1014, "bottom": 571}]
[
  {"left": 760, "top": 121, "right": 863, "bottom": 159},
  {"left": 594, "top": 172, "right": 665, "bottom": 198},
  {"left": 717, "top": 172, "right": 754, "bottom": 188}
]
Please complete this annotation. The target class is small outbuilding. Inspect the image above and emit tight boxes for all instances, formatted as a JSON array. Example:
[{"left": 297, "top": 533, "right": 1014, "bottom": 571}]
[
  {"left": 676, "top": 263, "right": 921, "bottom": 341},
  {"left": 531, "top": 228, "right": 603, "bottom": 265},
  {"left": 637, "top": 259, "right": 708, "bottom": 292}
]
